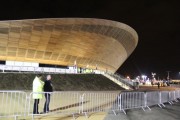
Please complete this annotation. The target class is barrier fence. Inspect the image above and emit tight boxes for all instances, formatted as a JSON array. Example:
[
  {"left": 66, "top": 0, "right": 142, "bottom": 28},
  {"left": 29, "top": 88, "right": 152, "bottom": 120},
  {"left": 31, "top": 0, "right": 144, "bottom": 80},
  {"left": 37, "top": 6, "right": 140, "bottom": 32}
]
[
  {"left": 119, "top": 92, "right": 149, "bottom": 114},
  {"left": 175, "top": 90, "right": 180, "bottom": 101},
  {"left": 0, "top": 91, "right": 27, "bottom": 120},
  {"left": 28, "top": 92, "right": 81, "bottom": 119},
  {"left": 81, "top": 92, "right": 119, "bottom": 117},
  {"left": 160, "top": 91, "right": 169, "bottom": 106},
  {"left": 0, "top": 90, "right": 180, "bottom": 120}
]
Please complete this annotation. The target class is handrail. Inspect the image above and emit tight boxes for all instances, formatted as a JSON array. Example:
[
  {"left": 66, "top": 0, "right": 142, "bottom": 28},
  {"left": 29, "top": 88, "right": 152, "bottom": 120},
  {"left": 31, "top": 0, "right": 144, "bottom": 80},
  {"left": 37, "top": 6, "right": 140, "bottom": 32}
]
[{"left": 105, "top": 72, "right": 135, "bottom": 89}]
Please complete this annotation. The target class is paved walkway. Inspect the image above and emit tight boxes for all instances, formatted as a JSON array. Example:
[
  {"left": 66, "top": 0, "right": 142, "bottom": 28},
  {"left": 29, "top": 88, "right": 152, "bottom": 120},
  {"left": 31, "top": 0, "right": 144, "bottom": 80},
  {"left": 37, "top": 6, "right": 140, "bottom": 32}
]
[
  {"left": 104, "top": 86, "right": 180, "bottom": 120},
  {"left": 104, "top": 102, "right": 180, "bottom": 120},
  {"left": 25, "top": 102, "right": 180, "bottom": 120}
]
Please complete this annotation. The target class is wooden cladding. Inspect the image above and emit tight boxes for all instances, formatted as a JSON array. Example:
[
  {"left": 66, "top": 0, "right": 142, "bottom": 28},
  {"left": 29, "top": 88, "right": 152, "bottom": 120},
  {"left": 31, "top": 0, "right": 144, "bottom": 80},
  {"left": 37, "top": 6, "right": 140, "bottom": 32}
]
[{"left": 0, "top": 18, "right": 138, "bottom": 72}]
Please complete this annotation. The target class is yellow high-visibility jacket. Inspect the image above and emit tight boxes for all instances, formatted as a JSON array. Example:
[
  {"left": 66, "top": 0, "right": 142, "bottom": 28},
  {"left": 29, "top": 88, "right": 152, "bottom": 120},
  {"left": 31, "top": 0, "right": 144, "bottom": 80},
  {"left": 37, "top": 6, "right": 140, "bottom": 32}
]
[{"left": 33, "top": 76, "right": 44, "bottom": 99}]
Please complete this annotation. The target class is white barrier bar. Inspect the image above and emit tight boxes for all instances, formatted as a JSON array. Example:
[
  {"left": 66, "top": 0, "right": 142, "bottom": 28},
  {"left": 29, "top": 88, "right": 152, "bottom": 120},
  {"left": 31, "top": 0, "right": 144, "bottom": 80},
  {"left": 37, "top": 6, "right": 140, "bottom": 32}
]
[
  {"left": 81, "top": 92, "right": 119, "bottom": 117},
  {"left": 119, "top": 92, "right": 148, "bottom": 114},
  {"left": 0, "top": 91, "right": 27, "bottom": 119},
  {"left": 28, "top": 92, "right": 80, "bottom": 119}
]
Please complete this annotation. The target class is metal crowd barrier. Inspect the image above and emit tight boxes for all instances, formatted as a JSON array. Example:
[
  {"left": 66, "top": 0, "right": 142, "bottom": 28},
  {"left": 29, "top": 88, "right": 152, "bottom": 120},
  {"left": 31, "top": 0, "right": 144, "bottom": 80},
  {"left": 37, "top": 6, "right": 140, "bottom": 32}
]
[
  {"left": 0, "top": 90, "right": 180, "bottom": 120},
  {"left": 175, "top": 90, "right": 180, "bottom": 100},
  {"left": 168, "top": 91, "right": 174, "bottom": 104},
  {"left": 81, "top": 92, "right": 119, "bottom": 117},
  {"left": 0, "top": 91, "right": 27, "bottom": 120},
  {"left": 118, "top": 92, "right": 149, "bottom": 114},
  {"left": 160, "top": 91, "right": 169, "bottom": 106},
  {"left": 108, "top": 73, "right": 134, "bottom": 88},
  {"left": 28, "top": 92, "right": 80, "bottom": 119},
  {"left": 146, "top": 91, "right": 162, "bottom": 107}
]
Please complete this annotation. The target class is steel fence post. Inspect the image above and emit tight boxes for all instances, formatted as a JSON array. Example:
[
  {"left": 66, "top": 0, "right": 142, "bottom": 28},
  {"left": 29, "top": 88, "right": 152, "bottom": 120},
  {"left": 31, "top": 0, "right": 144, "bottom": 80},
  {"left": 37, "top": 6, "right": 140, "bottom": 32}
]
[
  {"left": 168, "top": 91, "right": 173, "bottom": 105},
  {"left": 159, "top": 91, "right": 161, "bottom": 105},
  {"left": 144, "top": 92, "right": 151, "bottom": 110},
  {"left": 144, "top": 92, "right": 147, "bottom": 108}
]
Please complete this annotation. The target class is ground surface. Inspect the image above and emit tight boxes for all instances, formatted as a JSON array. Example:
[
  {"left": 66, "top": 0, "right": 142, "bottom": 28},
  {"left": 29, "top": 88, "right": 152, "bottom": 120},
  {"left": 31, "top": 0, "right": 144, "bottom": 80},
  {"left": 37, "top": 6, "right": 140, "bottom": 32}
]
[{"left": 104, "top": 101, "right": 180, "bottom": 120}]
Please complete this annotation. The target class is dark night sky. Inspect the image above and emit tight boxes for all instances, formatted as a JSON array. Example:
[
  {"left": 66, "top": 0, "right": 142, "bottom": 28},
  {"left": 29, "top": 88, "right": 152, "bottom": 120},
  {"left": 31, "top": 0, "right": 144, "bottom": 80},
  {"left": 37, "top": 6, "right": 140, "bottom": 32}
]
[{"left": 0, "top": 0, "right": 180, "bottom": 79}]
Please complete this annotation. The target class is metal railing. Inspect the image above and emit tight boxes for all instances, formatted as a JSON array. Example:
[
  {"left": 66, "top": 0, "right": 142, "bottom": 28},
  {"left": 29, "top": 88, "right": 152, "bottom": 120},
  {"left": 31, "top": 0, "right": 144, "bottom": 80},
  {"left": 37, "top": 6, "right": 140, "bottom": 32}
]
[
  {"left": 104, "top": 72, "right": 134, "bottom": 89},
  {"left": 27, "top": 92, "right": 81, "bottom": 120},
  {"left": 0, "top": 91, "right": 27, "bottom": 120},
  {"left": 81, "top": 92, "right": 119, "bottom": 117},
  {"left": 146, "top": 91, "right": 166, "bottom": 108},
  {"left": 113, "top": 73, "right": 134, "bottom": 86},
  {"left": 119, "top": 92, "right": 149, "bottom": 114},
  {"left": 102, "top": 73, "right": 131, "bottom": 90},
  {"left": 0, "top": 90, "right": 180, "bottom": 119}
]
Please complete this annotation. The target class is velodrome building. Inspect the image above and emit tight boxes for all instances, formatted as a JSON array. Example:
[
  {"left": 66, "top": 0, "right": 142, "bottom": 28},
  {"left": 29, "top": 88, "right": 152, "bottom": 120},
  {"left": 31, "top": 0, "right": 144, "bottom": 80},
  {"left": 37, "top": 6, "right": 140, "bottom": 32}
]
[{"left": 0, "top": 18, "right": 138, "bottom": 73}]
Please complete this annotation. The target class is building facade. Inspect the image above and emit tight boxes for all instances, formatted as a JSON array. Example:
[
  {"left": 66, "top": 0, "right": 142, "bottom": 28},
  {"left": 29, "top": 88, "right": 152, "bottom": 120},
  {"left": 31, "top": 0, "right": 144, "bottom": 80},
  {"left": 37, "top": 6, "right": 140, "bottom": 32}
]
[{"left": 0, "top": 18, "right": 138, "bottom": 73}]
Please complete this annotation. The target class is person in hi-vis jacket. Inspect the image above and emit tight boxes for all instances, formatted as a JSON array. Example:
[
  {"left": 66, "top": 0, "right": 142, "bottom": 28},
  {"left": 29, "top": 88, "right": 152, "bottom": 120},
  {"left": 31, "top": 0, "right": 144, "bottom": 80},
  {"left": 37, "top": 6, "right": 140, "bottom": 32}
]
[{"left": 33, "top": 74, "right": 44, "bottom": 114}]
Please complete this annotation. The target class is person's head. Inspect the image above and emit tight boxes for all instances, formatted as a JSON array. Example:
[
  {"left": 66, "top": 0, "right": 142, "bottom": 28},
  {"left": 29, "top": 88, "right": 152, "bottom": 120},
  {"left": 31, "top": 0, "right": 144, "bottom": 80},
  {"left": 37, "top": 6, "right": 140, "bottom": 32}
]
[
  {"left": 47, "top": 75, "right": 51, "bottom": 80},
  {"left": 37, "top": 74, "right": 43, "bottom": 80}
]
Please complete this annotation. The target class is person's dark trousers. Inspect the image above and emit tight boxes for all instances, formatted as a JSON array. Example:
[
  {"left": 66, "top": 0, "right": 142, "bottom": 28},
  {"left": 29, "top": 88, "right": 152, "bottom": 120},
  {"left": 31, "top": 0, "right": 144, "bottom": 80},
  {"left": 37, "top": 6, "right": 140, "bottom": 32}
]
[
  {"left": 44, "top": 93, "right": 51, "bottom": 112},
  {"left": 33, "top": 99, "right": 39, "bottom": 114}
]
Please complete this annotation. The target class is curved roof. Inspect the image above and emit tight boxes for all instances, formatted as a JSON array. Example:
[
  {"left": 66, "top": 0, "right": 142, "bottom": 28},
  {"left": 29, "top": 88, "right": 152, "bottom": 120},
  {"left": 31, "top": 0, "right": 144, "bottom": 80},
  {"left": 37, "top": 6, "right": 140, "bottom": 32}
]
[{"left": 0, "top": 18, "right": 138, "bottom": 73}]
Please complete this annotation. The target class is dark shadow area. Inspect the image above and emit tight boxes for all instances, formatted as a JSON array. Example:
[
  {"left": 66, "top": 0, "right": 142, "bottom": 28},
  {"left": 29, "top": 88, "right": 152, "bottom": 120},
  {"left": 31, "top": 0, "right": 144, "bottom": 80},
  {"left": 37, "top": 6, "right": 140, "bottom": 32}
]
[
  {"left": 82, "top": 100, "right": 116, "bottom": 113},
  {"left": 49, "top": 100, "right": 89, "bottom": 112}
]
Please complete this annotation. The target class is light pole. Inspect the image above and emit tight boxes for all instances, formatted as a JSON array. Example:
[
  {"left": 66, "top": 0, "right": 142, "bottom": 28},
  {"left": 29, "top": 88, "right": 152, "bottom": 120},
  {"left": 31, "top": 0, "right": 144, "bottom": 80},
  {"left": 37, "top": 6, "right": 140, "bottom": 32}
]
[
  {"left": 166, "top": 71, "right": 171, "bottom": 80},
  {"left": 152, "top": 72, "right": 156, "bottom": 80},
  {"left": 142, "top": 75, "right": 147, "bottom": 84}
]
